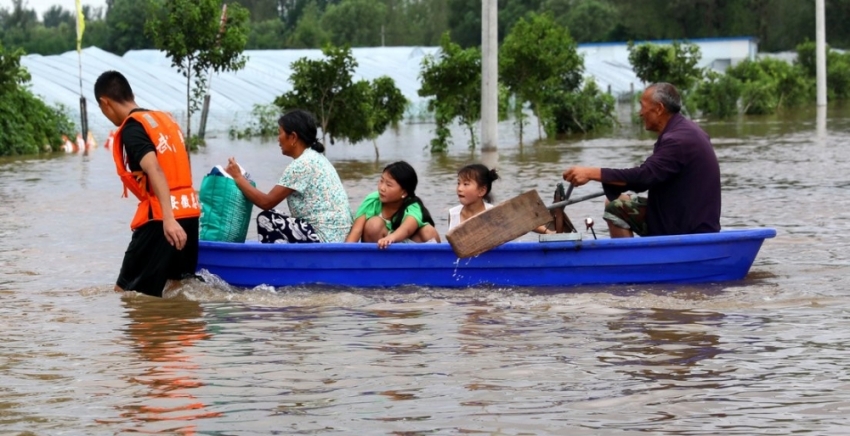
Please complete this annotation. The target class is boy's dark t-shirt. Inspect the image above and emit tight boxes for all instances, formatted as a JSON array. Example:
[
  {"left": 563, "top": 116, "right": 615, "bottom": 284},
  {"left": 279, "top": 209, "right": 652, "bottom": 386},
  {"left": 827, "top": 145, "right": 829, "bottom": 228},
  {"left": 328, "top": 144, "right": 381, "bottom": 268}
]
[{"left": 122, "top": 108, "right": 157, "bottom": 171}]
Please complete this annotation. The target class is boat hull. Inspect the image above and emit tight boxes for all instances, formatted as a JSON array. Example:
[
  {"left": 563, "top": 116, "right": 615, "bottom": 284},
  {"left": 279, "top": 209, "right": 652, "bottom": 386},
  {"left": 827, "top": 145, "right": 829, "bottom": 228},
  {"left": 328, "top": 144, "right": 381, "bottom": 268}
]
[{"left": 197, "top": 228, "right": 776, "bottom": 289}]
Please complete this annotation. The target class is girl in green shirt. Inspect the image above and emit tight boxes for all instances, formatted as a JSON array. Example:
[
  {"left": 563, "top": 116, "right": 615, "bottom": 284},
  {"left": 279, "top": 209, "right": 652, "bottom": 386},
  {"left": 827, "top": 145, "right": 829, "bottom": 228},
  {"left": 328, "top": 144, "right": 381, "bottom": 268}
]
[{"left": 345, "top": 161, "right": 441, "bottom": 249}]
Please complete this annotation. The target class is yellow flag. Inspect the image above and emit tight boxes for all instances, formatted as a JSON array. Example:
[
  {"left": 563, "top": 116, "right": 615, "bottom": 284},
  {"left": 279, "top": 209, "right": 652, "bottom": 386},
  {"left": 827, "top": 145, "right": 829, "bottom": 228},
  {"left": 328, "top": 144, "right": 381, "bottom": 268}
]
[{"left": 75, "top": 0, "right": 85, "bottom": 52}]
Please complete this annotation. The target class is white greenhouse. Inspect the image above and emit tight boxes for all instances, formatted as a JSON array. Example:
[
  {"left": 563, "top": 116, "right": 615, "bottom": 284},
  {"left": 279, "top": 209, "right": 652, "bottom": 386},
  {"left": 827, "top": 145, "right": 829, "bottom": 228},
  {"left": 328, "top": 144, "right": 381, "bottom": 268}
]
[{"left": 21, "top": 37, "right": 757, "bottom": 135}]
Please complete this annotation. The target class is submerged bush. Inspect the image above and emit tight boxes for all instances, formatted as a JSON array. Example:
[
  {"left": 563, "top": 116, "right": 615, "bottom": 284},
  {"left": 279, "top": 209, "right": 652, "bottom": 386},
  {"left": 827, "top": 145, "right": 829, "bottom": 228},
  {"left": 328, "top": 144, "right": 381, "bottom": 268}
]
[
  {"left": 0, "top": 43, "right": 75, "bottom": 156},
  {"left": 726, "top": 57, "right": 812, "bottom": 115},
  {"left": 540, "top": 78, "right": 616, "bottom": 136},
  {"left": 229, "top": 103, "right": 281, "bottom": 139},
  {"left": 693, "top": 70, "right": 742, "bottom": 118},
  {"left": 795, "top": 40, "right": 850, "bottom": 100},
  {"left": 692, "top": 56, "right": 812, "bottom": 118}
]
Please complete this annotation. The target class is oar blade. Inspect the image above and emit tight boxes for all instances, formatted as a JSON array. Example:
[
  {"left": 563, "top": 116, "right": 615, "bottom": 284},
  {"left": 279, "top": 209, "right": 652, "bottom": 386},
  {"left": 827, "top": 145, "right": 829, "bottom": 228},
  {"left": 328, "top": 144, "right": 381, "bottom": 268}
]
[{"left": 446, "top": 190, "right": 551, "bottom": 258}]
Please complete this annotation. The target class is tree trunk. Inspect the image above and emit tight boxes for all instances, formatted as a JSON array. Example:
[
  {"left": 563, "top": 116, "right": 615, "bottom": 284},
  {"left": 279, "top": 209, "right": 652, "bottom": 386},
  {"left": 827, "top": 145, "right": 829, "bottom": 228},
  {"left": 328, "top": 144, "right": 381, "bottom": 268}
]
[
  {"left": 516, "top": 101, "right": 524, "bottom": 145},
  {"left": 534, "top": 100, "right": 542, "bottom": 138}
]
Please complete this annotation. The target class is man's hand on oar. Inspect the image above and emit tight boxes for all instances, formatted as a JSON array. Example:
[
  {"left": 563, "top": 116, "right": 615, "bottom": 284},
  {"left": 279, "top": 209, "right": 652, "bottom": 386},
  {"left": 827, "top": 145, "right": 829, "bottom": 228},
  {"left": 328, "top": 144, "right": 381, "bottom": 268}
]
[{"left": 562, "top": 166, "right": 601, "bottom": 186}]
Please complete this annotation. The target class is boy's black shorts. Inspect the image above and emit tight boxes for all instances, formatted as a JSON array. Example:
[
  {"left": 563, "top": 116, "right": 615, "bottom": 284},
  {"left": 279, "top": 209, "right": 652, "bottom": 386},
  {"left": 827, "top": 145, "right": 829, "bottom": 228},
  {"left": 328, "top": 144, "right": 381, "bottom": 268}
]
[{"left": 116, "top": 218, "right": 199, "bottom": 297}]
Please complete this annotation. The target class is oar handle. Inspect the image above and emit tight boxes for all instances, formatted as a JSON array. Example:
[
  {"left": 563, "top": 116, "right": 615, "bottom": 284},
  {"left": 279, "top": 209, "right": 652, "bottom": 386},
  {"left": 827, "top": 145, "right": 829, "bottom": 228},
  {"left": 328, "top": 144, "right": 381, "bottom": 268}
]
[
  {"left": 563, "top": 183, "right": 574, "bottom": 201},
  {"left": 546, "top": 191, "right": 605, "bottom": 210}
]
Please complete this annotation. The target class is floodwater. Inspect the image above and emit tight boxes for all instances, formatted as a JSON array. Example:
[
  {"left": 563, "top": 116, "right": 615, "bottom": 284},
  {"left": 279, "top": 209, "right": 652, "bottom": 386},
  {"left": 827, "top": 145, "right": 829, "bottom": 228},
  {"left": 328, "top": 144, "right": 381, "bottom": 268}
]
[{"left": 2, "top": 104, "right": 850, "bottom": 435}]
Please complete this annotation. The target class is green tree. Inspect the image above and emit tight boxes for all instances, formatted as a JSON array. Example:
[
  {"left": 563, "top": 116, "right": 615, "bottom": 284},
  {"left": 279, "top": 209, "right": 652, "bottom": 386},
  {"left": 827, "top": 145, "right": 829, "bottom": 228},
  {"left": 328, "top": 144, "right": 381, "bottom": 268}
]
[
  {"left": 247, "top": 18, "right": 287, "bottom": 49},
  {"left": 608, "top": 0, "right": 814, "bottom": 52},
  {"left": 361, "top": 76, "right": 407, "bottom": 157},
  {"left": 380, "top": 0, "right": 410, "bottom": 45},
  {"left": 628, "top": 41, "right": 703, "bottom": 91},
  {"left": 145, "top": 0, "right": 250, "bottom": 144},
  {"left": 274, "top": 45, "right": 406, "bottom": 157},
  {"left": 825, "top": 0, "right": 850, "bottom": 49},
  {"left": 405, "top": 0, "right": 450, "bottom": 45},
  {"left": 105, "top": 0, "right": 155, "bottom": 55},
  {"left": 229, "top": 103, "right": 281, "bottom": 139},
  {"left": 24, "top": 23, "right": 74, "bottom": 55},
  {"left": 274, "top": 44, "right": 357, "bottom": 141},
  {"left": 43, "top": 5, "right": 73, "bottom": 28},
  {"left": 563, "top": 0, "right": 617, "bottom": 42},
  {"left": 541, "top": 78, "right": 615, "bottom": 136},
  {"left": 2, "top": 0, "right": 37, "bottom": 28},
  {"left": 0, "top": 40, "right": 29, "bottom": 89},
  {"left": 367, "top": 76, "right": 407, "bottom": 139},
  {"left": 725, "top": 57, "right": 812, "bottom": 114},
  {"left": 287, "top": 0, "right": 329, "bottom": 48},
  {"left": 446, "top": 0, "right": 542, "bottom": 48},
  {"left": 81, "top": 14, "right": 111, "bottom": 50},
  {"left": 499, "top": 0, "right": 544, "bottom": 37},
  {"left": 692, "top": 70, "right": 742, "bottom": 118},
  {"left": 239, "top": 0, "right": 280, "bottom": 21},
  {"left": 446, "top": 0, "right": 480, "bottom": 48},
  {"left": 82, "top": 5, "right": 105, "bottom": 20},
  {"left": 1, "top": 0, "right": 38, "bottom": 50},
  {"left": 319, "top": 75, "right": 408, "bottom": 157},
  {"left": 827, "top": 55, "right": 850, "bottom": 101},
  {"left": 279, "top": 0, "right": 339, "bottom": 29},
  {"left": 321, "top": 0, "right": 386, "bottom": 47},
  {"left": 754, "top": 0, "right": 813, "bottom": 52},
  {"left": 322, "top": 80, "right": 371, "bottom": 146},
  {"left": 500, "top": 12, "right": 583, "bottom": 142},
  {"left": 0, "top": 41, "right": 75, "bottom": 155},
  {"left": 796, "top": 41, "right": 850, "bottom": 101},
  {"left": 279, "top": 0, "right": 308, "bottom": 29},
  {"left": 418, "top": 32, "right": 481, "bottom": 152}
]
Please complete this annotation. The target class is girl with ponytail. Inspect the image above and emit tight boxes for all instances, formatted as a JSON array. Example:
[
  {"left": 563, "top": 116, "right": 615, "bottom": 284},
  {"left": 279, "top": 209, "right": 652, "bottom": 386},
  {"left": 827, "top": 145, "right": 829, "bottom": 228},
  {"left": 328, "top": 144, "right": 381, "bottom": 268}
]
[
  {"left": 448, "top": 163, "right": 500, "bottom": 231},
  {"left": 345, "top": 161, "right": 441, "bottom": 248},
  {"left": 448, "top": 163, "right": 555, "bottom": 235}
]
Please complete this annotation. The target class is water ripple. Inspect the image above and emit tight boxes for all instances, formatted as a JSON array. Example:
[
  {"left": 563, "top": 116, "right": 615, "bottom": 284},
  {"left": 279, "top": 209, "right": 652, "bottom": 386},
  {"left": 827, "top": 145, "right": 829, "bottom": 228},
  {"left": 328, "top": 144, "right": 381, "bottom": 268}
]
[{"left": 2, "top": 108, "right": 850, "bottom": 433}]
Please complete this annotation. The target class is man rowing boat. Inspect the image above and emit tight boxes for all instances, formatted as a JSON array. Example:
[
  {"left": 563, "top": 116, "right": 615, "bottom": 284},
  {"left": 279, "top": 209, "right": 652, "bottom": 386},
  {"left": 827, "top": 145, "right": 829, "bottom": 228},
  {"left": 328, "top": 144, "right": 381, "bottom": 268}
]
[{"left": 562, "top": 82, "right": 721, "bottom": 238}]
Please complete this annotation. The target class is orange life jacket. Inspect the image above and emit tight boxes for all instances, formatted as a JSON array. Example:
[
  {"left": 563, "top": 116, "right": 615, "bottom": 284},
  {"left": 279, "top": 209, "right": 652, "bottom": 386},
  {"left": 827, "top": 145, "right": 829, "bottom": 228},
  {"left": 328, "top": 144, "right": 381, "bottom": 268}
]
[{"left": 112, "top": 110, "right": 200, "bottom": 230}]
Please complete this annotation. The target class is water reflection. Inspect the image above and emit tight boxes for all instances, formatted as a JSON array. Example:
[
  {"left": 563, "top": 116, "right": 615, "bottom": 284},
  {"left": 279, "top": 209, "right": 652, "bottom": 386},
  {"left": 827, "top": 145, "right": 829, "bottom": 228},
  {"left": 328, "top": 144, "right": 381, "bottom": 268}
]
[
  {"left": 600, "top": 309, "right": 727, "bottom": 384},
  {"left": 109, "top": 296, "right": 220, "bottom": 434},
  {"left": 357, "top": 308, "right": 428, "bottom": 355},
  {"left": 480, "top": 149, "right": 499, "bottom": 171},
  {"left": 5, "top": 103, "right": 850, "bottom": 434}
]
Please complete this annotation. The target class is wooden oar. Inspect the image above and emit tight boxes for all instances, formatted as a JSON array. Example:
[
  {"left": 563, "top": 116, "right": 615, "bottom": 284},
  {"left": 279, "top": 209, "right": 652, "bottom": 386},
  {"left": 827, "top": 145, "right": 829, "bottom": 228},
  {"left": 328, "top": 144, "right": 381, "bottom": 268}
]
[
  {"left": 547, "top": 191, "right": 605, "bottom": 210},
  {"left": 446, "top": 189, "right": 606, "bottom": 258}
]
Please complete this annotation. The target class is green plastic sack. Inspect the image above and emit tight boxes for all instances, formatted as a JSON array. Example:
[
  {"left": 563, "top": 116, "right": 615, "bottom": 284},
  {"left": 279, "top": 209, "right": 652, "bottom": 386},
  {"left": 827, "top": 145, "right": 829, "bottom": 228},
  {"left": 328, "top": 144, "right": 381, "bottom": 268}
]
[{"left": 199, "top": 167, "right": 255, "bottom": 242}]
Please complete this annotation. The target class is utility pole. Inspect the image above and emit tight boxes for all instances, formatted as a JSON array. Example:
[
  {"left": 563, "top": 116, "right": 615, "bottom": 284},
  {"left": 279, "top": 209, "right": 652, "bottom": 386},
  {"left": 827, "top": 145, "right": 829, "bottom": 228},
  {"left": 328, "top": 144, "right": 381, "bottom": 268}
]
[
  {"left": 75, "top": 0, "right": 88, "bottom": 145},
  {"left": 816, "top": 0, "right": 827, "bottom": 107},
  {"left": 816, "top": 0, "right": 828, "bottom": 140},
  {"left": 480, "top": 0, "right": 498, "bottom": 151}
]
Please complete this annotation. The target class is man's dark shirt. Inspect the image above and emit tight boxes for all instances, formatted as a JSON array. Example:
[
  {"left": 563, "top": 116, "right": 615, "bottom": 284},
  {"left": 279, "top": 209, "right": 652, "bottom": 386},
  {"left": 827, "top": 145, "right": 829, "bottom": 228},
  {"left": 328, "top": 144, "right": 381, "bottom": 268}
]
[
  {"left": 122, "top": 108, "right": 156, "bottom": 171},
  {"left": 600, "top": 113, "right": 721, "bottom": 236}
]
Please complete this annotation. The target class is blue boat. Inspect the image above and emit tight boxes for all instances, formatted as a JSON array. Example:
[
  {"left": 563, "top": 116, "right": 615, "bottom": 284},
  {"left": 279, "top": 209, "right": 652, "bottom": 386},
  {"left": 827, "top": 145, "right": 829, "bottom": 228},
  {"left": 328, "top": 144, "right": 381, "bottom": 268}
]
[{"left": 196, "top": 228, "right": 776, "bottom": 289}]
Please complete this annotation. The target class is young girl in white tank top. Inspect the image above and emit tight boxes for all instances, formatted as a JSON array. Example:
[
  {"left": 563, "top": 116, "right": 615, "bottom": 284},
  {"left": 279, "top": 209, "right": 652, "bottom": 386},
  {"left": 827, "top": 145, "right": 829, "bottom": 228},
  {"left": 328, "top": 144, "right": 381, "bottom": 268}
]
[
  {"left": 447, "top": 164, "right": 499, "bottom": 231},
  {"left": 447, "top": 164, "right": 555, "bottom": 235}
]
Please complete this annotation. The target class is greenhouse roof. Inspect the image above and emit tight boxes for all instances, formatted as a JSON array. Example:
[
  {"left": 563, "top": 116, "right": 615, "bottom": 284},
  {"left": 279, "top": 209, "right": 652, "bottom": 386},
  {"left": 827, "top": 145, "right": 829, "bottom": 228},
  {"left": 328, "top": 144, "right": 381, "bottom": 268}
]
[{"left": 22, "top": 38, "right": 756, "bottom": 134}]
